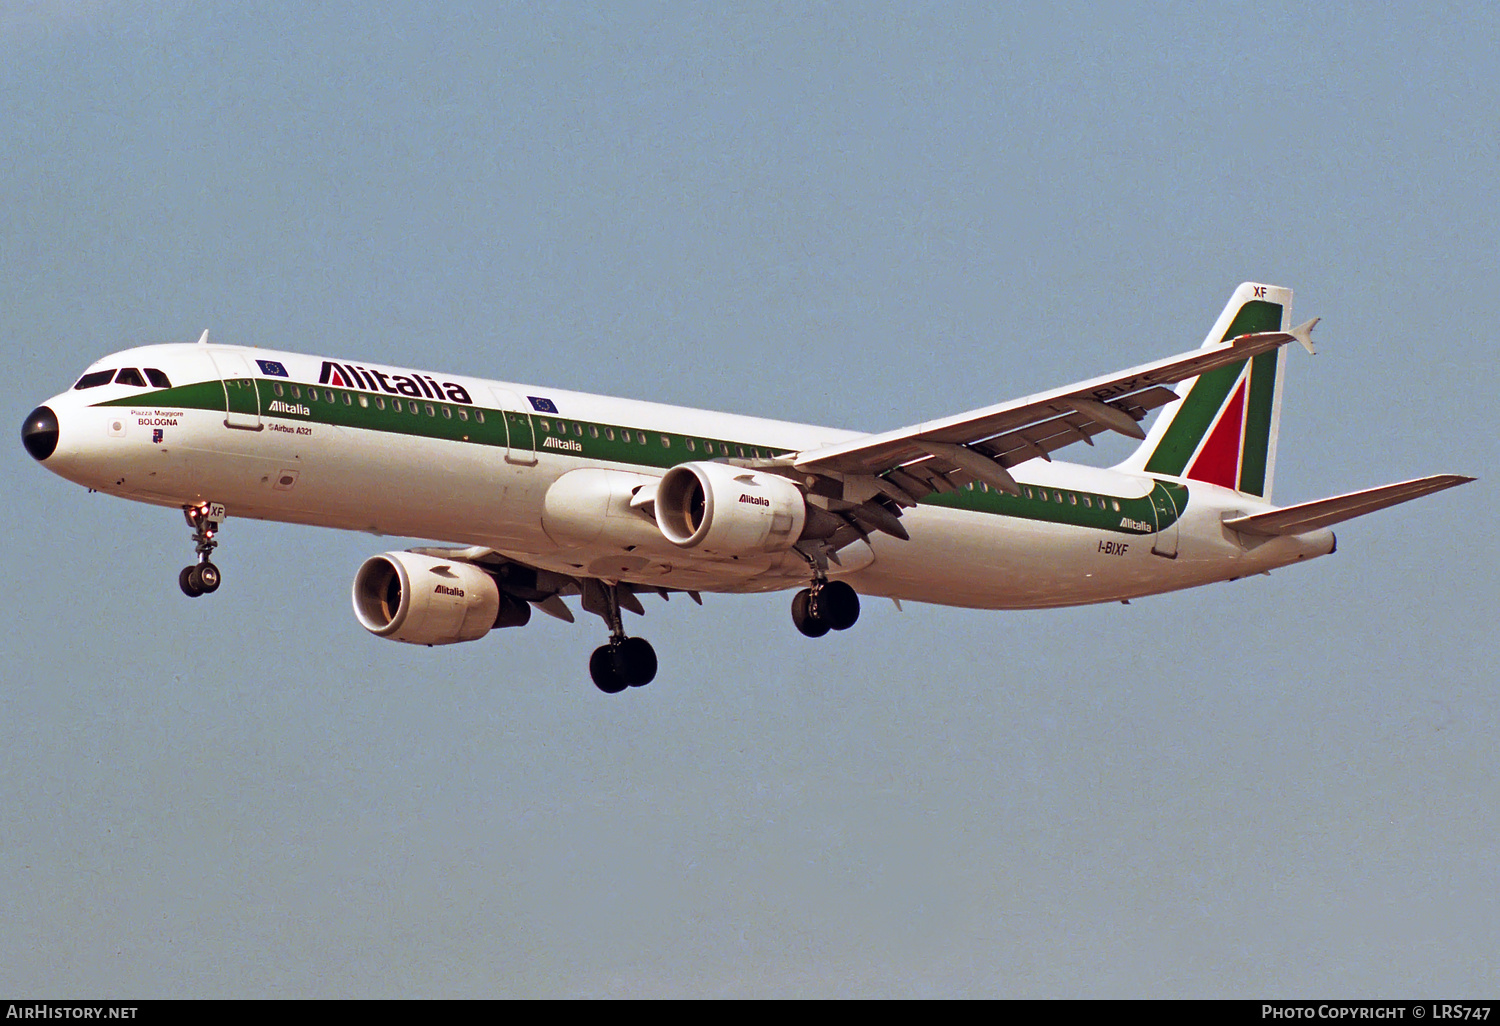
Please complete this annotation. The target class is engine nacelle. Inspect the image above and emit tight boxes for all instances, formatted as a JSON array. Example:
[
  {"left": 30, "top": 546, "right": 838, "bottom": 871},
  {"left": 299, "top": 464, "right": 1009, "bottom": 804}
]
[
  {"left": 352, "top": 551, "right": 505, "bottom": 646},
  {"left": 655, "top": 461, "right": 807, "bottom": 554}
]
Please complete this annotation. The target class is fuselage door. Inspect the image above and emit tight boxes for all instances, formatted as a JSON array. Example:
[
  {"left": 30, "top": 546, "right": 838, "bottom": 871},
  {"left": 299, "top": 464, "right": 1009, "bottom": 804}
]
[
  {"left": 491, "top": 388, "right": 537, "bottom": 465},
  {"left": 1149, "top": 480, "right": 1181, "bottom": 559},
  {"left": 206, "top": 350, "right": 263, "bottom": 431}
]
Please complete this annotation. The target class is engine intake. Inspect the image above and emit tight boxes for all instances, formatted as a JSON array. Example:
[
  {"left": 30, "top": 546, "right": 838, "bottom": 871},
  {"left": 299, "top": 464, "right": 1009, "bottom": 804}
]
[
  {"left": 655, "top": 462, "right": 807, "bottom": 554},
  {"left": 352, "top": 551, "right": 508, "bottom": 645}
]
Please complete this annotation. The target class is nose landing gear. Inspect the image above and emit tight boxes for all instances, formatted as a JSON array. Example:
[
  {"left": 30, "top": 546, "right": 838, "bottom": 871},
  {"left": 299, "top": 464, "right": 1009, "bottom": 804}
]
[{"left": 179, "top": 502, "right": 225, "bottom": 598}]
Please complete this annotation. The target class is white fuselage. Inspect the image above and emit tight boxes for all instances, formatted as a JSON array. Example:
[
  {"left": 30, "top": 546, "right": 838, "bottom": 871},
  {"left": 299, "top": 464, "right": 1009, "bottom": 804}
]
[{"left": 30, "top": 343, "right": 1335, "bottom": 610}]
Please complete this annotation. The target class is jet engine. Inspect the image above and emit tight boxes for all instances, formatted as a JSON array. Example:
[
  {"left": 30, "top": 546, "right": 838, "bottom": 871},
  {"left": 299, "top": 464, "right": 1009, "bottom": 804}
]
[
  {"left": 655, "top": 461, "right": 807, "bottom": 555},
  {"left": 352, "top": 551, "right": 525, "bottom": 646}
]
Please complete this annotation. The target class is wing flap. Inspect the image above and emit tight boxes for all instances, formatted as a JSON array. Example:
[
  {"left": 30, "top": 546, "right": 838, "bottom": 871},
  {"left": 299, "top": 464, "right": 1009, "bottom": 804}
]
[{"left": 1223, "top": 475, "right": 1475, "bottom": 537}]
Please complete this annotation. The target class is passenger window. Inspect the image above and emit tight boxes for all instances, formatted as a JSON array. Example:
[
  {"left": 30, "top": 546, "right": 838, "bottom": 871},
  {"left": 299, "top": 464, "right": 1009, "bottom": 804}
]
[
  {"left": 291, "top": 385, "right": 302, "bottom": 399},
  {"left": 144, "top": 368, "right": 171, "bottom": 388},
  {"left": 358, "top": 395, "right": 369, "bottom": 408},
  {"left": 425, "top": 403, "right": 435, "bottom": 416},
  {"left": 661, "top": 435, "right": 671, "bottom": 447},
  {"left": 343, "top": 392, "right": 352, "bottom": 405},
  {"left": 606, "top": 427, "right": 616, "bottom": 441},
  {"left": 457, "top": 408, "right": 467, "bottom": 421},
  {"left": 589, "top": 425, "right": 599, "bottom": 438},
  {"left": 410, "top": 401, "right": 419, "bottom": 414},
  {"left": 376, "top": 397, "right": 386, "bottom": 410},
  {"left": 1111, "top": 500, "right": 1121, "bottom": 512},
  {"left": 114, "top": 368, "right": 146, "bottom": 387},
  {"left": 442, "top": 406, "right": 452, "bottom": 419},
  {"left": 273, "top": 383, "right": 285, "bottom": 397},
  {"left": 325, "top": 390, "right": 335, "bottom": 403},
  {"left": 574, "top": 423, "right": 583, "bottom": 436},
  {"left": 539, "top": 419, "right": 551, "bottom": 432},
  {"left": 73, "top": 370, "right": 115, "bottom": 389},
  {"left": 1070, "top": 493, "right": 1077, "bottom": 505},
  {"left": 476, "top": 411, "right": 485, "bottom": 424},
  {"left": 638, "top": 432, "right": 647, "bottom": 444},
  {"left": 686, "top": 439, "right": 696, "bottom": 452}
]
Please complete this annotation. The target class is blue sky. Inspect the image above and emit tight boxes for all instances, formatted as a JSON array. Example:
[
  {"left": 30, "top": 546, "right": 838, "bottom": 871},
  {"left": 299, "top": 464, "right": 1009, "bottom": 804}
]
[{"left": 2, "top": 2, "right": 1494, "bottom": 997}]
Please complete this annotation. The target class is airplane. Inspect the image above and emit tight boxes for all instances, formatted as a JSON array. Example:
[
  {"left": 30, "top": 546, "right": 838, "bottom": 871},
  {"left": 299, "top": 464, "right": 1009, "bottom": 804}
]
[{"left": 20, "top": 283, "right": 1472, "bottom": 694}]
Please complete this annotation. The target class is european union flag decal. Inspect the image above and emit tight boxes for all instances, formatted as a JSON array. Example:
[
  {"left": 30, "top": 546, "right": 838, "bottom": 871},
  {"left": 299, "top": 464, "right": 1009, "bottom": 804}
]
[
  {"left": 256, "top": 359, "right": 289, "bottom": 377},
  {"left": 528, "top": 396, "right": 559, "bottom": 413}
]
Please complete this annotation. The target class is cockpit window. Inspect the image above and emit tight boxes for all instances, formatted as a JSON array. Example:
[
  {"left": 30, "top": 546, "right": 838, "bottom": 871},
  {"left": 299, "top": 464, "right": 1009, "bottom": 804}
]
[
  {"left": 144, "top": 368, "right": 171, "bottom": 388},
  {"left": 74, "top": 370, "right": 116, "bottom": 389},
  {"left": 114, "top": 368, "right": 147, "bottom": 387}
]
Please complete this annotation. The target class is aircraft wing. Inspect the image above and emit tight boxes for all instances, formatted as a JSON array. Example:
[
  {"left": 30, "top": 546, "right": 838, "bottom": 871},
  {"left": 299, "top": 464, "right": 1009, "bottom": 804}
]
[
  {"left": 1221, "top": 475, "right": 1475, "bottom": 537},
  {"left": 788, "top": 321, "right": 1318, "bottom": 502}
]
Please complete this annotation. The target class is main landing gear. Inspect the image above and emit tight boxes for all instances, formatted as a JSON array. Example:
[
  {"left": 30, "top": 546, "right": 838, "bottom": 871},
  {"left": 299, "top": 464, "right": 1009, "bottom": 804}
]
[
  {"left": 179, "top": 501, "right": 224, "bottom": 598},
  {"left": 790, "top": 579, "right": 860, "bottom": 637},
  {"left": 586, "top": 581, "right": 658, "bottom": 694},
  {"left": 790, "top": 548, "right": 861, "bottom": 637}
]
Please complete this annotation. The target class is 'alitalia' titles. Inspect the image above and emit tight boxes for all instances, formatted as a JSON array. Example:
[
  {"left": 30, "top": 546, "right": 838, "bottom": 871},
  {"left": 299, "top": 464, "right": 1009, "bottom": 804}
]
[
  {"left": 319, "top": 361, "right": 473, "bottom": 404},
  {"left": 542, "top": 436, "right": 582, "bottom": 452}
]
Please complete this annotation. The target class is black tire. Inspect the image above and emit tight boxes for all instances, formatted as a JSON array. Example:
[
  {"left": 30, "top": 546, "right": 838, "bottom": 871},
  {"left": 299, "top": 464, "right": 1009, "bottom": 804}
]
[
  {"left": 791, "top": 588, "right": 830, "bottom": 638},
  {"left": 617, "top": 636, "right": 658, "bottom": 687},
  {"left": 195, "top": 561, "right": 221, "bottom": 594},
  {"left": 179, "top": 565, "right": 203, "bottom": 598},
  {"left": 589, "top": 645, "right": 629, "bottom": 694},
  {"left": 818, "top": 580, "right": 860, "bottom": 631}
]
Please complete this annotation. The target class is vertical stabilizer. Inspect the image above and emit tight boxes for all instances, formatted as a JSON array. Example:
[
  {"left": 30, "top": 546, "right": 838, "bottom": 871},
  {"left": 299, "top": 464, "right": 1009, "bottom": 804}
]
[{"left": 1117, "top": 283, "right": 1292, "bottom": 501}]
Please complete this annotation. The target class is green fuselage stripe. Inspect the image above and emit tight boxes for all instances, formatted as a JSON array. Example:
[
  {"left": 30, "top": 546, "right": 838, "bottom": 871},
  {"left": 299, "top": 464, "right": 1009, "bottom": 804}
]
[{"left": 98, "top": 377, "right": 1186, "bottom": 535}]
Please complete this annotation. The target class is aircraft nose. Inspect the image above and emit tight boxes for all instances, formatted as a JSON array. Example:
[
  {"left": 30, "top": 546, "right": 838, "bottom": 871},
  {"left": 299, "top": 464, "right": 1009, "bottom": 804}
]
[{"left": 22, "top": 405, "right": 59, "bottom": 461}]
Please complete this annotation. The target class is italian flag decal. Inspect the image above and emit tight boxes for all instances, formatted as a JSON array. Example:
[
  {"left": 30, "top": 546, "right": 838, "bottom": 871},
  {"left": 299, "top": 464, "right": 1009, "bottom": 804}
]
[
  {"left": 1187, "top": 376, "right": 1248, "bottom": 489},
  {"left": 1141, "top": 299, "right": 1283, "bottom": 498}
]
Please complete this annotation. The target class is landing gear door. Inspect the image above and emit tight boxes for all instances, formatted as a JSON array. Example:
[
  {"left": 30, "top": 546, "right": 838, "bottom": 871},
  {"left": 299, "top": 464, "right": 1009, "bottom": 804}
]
[
  {"left": 491, "top": 388, "right": 536, "bottom": 465},
  {"left": 206, "top": 350, "right": 263, "bottom": 431},
  {"left": 1150, "top": 481, "right": 1181, "bottom": 559}
]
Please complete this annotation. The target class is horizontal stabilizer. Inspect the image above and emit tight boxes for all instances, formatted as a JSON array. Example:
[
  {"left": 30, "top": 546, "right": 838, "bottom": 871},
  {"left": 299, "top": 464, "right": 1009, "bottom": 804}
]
[{"left": 1223, "top": 474, "right": 1474, "bottom": 537}]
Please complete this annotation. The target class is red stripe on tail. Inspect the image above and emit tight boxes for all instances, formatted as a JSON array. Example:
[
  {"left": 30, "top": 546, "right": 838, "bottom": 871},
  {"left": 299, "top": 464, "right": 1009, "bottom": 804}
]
[{"left": 1186, "top": 378, "right": 1247, "bottom": 489}]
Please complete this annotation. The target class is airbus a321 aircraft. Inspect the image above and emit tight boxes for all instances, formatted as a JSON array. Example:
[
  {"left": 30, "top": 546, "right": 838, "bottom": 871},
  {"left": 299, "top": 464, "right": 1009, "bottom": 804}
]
[{"left": 22, "top": 283, "right": 1472, "bottom": 693}]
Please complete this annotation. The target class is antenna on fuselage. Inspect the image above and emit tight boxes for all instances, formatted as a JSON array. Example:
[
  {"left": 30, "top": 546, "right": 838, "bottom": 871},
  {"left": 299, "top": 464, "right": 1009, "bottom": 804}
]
[{"left": 196, "top": 330, "right": 210, "bottom": 345}]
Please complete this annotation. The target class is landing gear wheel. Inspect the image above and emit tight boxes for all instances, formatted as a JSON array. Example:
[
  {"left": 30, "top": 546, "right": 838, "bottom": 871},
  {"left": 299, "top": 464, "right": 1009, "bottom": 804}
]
[
  {"left": 195, "top": 561, "right": 221, "bottom": 594},
  {"left": 792, "top": 588, "right": 830, "bottom": 638},
  {"left": 589, "top": 637, "right": 658, "bottom": 693},
  {"left": 818, "top": 580, "right": 860, "bottom": 631},
  {"left": 590, "top": 645, "right": 629, "bottom": 694},
  {"left": 617, "top": 636, "right": 658, "bottom": 687},
  {"left": 179, "top": 565, "right": 204, "bottom": 598}
]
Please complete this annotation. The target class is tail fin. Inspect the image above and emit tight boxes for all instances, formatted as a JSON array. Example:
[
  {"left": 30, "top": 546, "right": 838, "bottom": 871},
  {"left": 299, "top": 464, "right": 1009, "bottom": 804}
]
[{"left": 1118, "top": 282, "right": 1293, "bottom": 500}]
